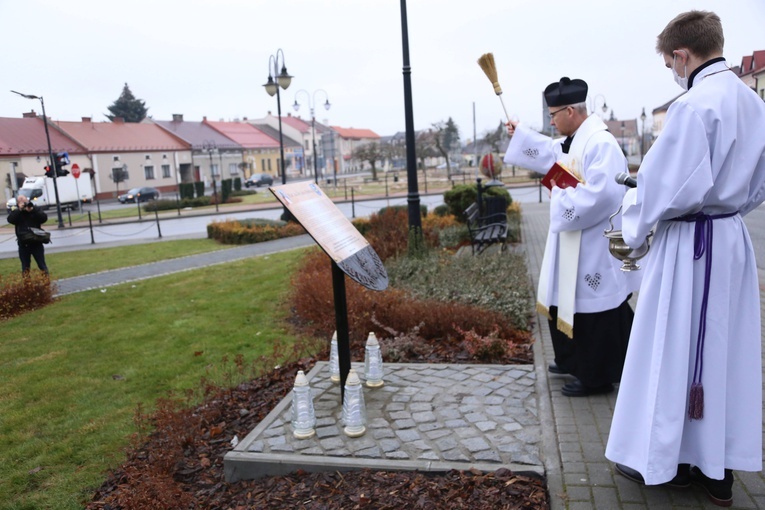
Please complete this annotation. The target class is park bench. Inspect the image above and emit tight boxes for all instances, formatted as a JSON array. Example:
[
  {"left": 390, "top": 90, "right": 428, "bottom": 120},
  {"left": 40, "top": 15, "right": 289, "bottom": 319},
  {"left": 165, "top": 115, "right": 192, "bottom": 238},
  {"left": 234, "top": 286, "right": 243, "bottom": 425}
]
[{"left": 464, "top": 195, "right": 508, "bottom": 254}]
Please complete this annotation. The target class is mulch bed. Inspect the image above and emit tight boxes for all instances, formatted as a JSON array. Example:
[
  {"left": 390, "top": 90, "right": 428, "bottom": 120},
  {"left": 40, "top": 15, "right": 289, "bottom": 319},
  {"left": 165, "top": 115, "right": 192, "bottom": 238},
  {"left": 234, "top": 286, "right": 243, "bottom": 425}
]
[{"left": 87, "top": 339, "right": 548, "bottom": 509}]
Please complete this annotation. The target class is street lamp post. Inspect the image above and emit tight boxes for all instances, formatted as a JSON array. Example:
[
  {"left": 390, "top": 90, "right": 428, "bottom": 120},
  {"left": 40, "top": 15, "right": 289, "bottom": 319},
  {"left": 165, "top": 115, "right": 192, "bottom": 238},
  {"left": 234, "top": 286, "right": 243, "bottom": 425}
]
[
  {"left": 293, "top": 89, "right": 331, "bottom": 185},
  {"left": 263, "top": 50, "right": 292, "bottom": 185},
  {"left": 202, "top": 140, "right": 219, "bottom": 212},
  {"left": 639, "top": 107, "right": 647, "bottom": 163},
  {"left": 11, "top": 90, "right": 65, "bottom": 228},
  {"left": 263, "top": 49, "right": 292, "bottom": 219},
  {"left": 590, "top": 94, "right": 609, "bottom": 118}
]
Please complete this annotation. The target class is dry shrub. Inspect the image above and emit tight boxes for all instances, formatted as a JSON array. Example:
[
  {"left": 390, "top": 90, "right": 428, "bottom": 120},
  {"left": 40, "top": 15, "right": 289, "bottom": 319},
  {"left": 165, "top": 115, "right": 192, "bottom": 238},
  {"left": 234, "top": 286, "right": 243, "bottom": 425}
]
[
  {"left": 290, "top": 249, "right": 530, "bottom": 349},
  {"left": 455, "top": 325, "right": 515, "bottom": 362},
  {"left": 364, "top": 208, "right": 412, "bottom": 261},
  {"left": 0, "top": 272, "right": 57, "bottom": 321}
]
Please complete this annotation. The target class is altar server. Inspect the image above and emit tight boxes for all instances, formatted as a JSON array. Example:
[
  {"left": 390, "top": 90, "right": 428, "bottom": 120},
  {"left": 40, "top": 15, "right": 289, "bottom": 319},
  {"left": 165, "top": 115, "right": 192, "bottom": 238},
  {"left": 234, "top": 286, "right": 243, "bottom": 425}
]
[{"left": 606, "top": 11, "right": 765, "bottom": 507}]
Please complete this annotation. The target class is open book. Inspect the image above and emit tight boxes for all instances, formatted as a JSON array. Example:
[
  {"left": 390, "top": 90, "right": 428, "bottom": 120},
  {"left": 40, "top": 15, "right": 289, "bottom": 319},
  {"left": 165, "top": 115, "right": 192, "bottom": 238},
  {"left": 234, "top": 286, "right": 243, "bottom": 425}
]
[{"left": 540, "top": 161, "right": 584, "bottom": 190}]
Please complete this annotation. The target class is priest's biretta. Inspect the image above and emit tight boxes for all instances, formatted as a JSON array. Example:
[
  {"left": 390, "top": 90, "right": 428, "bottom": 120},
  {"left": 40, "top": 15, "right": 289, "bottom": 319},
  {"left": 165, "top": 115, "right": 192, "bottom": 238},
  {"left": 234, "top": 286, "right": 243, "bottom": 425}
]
[{"left": 544, "top": 77, "right": 588, "bottom": 107}]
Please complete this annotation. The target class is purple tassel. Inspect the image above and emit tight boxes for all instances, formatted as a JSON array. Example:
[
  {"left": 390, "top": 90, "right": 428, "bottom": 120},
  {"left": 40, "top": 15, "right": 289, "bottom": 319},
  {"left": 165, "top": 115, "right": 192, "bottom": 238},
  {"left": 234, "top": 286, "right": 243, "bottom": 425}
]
[{"left": 689, "top": 382, "right": 704, "bottom": 420}]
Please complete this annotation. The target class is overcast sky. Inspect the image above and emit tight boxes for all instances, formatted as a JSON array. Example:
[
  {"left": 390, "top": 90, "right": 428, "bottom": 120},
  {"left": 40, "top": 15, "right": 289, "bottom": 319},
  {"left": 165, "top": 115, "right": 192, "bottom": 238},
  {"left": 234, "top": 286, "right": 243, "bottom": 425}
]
[{"left": 2, "top": 0, "right": 763, "bottom": 142}]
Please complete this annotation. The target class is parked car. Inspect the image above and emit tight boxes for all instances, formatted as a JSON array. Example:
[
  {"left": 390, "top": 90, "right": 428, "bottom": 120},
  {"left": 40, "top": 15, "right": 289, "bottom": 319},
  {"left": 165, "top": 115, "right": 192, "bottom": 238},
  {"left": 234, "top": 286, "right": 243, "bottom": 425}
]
[
  {"left": 118, "top": 187, "right": 160, "bottom": 204},
  {"left": 244, "top": 173, "right": 274, "bottom": 188}
]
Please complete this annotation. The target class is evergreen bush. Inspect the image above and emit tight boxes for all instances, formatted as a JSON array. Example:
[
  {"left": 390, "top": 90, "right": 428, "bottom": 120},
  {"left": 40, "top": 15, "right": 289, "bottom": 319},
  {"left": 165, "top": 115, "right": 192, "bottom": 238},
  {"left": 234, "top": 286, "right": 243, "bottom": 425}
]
[{"left": 194, "top": 181, "right": 205, "bottom": 199}]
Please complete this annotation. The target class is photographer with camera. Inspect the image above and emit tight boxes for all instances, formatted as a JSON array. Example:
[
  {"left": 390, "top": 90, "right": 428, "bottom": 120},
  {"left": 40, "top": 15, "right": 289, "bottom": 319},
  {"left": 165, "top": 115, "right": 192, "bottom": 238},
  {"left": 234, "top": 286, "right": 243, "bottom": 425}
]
[{"left": 7, "top": 195, "right": 49, "bottom": 275}]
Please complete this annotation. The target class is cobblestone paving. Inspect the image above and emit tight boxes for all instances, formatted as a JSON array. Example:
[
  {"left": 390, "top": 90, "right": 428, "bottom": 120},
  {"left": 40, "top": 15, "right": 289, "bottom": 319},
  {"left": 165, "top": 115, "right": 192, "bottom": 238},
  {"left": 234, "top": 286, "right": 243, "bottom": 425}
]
[{"left": 225, "top": 362, "right": 544, "bottom": 481}]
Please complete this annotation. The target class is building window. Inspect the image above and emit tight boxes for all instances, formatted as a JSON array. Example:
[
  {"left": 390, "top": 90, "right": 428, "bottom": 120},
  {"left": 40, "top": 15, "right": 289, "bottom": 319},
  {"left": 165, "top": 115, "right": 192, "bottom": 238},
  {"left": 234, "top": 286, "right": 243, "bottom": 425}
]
[
  {"left": 145, "top": 154, "right": 151, "bottom": 160},
  {"left": 268, "top": 159, "right": 272, "bottom": 171},
  {"left": 161, "top": 164, "right": 171, "bottom": 178},
  {"left": 211, "top": 164, "right": 220, "bottom": 176},
  {"left": 305, "top": 140, "right": 310, "bottom": 150},
  {"left": 229, "top": 163, "right": 238, "bottom": 175},
  {"left": 113, "top": 155, "right": 120, "bottom": 162},
  {"left": 112, "top": 167, "right": 128, "bottom": 181},
  {"left": 144, "top": 165, "right": 155, "bottom": 180}
]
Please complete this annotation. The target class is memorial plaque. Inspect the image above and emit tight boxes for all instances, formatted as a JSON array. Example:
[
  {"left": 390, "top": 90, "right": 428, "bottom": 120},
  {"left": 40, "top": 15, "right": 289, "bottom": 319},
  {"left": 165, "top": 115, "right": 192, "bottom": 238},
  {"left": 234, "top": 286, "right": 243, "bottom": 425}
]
[{"left": 270, "top": 182, "right": 388, "bottom": 291}]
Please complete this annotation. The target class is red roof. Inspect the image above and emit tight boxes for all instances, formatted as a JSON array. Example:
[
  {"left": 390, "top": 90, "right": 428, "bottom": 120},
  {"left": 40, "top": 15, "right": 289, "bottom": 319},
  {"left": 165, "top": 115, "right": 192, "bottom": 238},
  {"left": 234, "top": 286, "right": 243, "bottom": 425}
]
[
  {"left": 739, "top": 50, "right": 765, "bottom": 75},
  {"left": 280, "top": 115, "right": 311, "bottom": 133},
  {"left": 331, "top": 126, "right": 380, "bottom": 140},
  {"left": 205, "top": 120, "right": 280, "bottom": 149},
  {"left": 54, "top": 119, "right": 189, "bottom": 152},
  {"left": 0, "top": 117, "right": 86, "bottom": 155}
]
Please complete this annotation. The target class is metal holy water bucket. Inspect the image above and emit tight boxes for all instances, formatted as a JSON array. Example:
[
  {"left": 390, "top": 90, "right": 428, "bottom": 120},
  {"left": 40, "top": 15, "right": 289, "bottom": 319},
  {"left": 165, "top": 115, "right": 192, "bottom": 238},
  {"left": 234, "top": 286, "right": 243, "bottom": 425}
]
[{"left": 603, "top": 205, "right": 652, "bottom": 271}]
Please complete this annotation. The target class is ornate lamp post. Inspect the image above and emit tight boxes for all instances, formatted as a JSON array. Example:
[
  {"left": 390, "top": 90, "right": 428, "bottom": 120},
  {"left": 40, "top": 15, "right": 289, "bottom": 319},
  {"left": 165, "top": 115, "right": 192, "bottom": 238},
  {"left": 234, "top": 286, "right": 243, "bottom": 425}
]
[
  {"left": 11, "top": 90, "right": 65, "bottom": 228},
  {"left": 263, "top": 49, "right": 292, "bottom": 186},
  {"left": 293, "top": 89, "right": 331, "bottom": 185},
  {"left": 590, "top": 94, "right": 609, "bottom": 118},
  {"left": 202, "top": 140, "right": 219, "bottom": 212}
]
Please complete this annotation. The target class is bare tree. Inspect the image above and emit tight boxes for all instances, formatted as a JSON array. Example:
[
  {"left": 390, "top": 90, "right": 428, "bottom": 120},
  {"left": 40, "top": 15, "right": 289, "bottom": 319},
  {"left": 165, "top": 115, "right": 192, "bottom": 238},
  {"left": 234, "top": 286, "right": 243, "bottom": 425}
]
[{"left": 354, "top": 142, "right": 385, "bottom": 181}]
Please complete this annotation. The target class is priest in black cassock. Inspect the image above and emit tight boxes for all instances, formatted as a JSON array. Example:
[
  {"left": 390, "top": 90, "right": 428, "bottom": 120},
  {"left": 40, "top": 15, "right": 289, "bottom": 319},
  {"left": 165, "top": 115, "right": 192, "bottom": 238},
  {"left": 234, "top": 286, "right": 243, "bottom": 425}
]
[{"left": 504, "top": 77, "right": 637, "bottom": 397}]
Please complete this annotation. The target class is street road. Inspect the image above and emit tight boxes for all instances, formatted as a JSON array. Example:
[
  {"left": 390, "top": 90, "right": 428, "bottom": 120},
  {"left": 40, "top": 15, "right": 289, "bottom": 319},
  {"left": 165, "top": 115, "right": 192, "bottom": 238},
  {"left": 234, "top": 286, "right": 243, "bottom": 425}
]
[{"left": 2, "top": 187, "right": 550, "bottom": 256}]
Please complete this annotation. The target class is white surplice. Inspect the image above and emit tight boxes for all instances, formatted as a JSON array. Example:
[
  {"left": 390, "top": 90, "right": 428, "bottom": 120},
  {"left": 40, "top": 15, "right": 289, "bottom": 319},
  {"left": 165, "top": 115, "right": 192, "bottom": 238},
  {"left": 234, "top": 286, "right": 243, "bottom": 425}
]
[
  {"left": 606, "top": 60, "right": 765, "bottom": 484},
  {"left": 504, "top": 114, "right": 635, "bottom": 335}
]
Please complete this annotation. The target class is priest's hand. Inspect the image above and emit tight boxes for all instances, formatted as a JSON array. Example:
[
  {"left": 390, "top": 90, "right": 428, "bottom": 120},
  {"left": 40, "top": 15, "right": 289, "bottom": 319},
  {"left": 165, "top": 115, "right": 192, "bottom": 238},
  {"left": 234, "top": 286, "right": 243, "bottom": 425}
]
[
  {"left": 549, "top": 179, "right": 557, "bottom": 198},
  {"left": 505, "top": 120, "right": 518, "bottom": 136}
]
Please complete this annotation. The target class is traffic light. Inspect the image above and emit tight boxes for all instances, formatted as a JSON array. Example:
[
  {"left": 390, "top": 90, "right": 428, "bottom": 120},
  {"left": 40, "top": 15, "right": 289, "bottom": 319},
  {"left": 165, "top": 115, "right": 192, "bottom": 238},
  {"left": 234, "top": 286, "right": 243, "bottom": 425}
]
[
  {"left": 44, "top": 165, "right": 54, "bottom": 178},
  {"left": 54, "top": 151, "right": 70, "bottom": 177}
]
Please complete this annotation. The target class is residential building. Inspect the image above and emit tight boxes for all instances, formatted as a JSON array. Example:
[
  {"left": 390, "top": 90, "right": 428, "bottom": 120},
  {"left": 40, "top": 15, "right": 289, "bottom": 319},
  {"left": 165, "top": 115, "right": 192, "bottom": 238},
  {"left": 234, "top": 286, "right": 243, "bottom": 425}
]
[
  {"left": 0, "top": 112, "right": 88, "bottom": 202},
  {"left": 736, "top": 50, "right": 765, "bottom": 92},
  {"left": 605, "top": 119, "right": 640, "bottom": 164},
  {"left": 330, "top": 126, "right": 380, "bottom": 173},
  {"left": 204, "top": 119, "right": 286, "bottom": 181},
  {"left": 246, "top": 113, "right": 310, "bottom": 178},
  {"left": 54, "top": 117, "right": 191, "bottom": 200},
  {"left": 153, "top": 115, "right": 243, "bottom": 186}
]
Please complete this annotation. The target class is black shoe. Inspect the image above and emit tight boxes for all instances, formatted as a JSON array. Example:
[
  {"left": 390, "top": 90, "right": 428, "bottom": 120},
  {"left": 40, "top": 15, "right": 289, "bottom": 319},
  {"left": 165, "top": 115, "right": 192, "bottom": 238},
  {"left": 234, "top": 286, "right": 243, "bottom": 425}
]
[
  {"left": 548, "top": 363, "right": 568, "bottom": 375},
  {"left": 561, "top": 379, "right": 613, "bottom": 397},
  {"left": 690, "top": 466, "right": 733, "bottom": 507},
  {"left": 615, "top": 463, "right": 690, "bottom": 488}
]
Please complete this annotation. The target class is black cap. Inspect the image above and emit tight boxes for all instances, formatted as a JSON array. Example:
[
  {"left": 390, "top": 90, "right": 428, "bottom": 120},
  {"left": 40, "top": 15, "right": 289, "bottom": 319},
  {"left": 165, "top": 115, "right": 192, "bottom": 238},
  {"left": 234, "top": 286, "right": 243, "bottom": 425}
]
[{"left": 544, "top": 77, "right": 588, "bottom": 107}]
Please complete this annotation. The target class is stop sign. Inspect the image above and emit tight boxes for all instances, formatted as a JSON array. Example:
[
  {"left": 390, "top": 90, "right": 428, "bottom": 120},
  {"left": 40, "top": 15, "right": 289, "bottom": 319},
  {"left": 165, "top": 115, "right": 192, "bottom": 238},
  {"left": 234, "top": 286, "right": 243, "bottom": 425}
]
[{"left": 71, "top": 163, "right": 81, "bottom": 179}]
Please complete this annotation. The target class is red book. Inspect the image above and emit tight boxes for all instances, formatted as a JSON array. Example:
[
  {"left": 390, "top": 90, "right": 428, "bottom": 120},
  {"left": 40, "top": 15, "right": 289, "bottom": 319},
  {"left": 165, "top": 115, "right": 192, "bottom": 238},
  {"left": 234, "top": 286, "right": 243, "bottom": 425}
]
[{"left": 540, "top": 162, "right": 583, "bottom": 190}]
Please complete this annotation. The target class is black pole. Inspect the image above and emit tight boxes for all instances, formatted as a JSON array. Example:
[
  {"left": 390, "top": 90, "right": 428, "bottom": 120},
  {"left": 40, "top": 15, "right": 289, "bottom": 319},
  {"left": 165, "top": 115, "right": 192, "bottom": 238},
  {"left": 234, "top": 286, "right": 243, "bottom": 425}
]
[
  {"left": 96, "top": 198, "right": 102, "bottom": 223},
  {"left": 274, "top": 76, "right": 290, "bottom": 220},
  {"left": 351, "top": 188, "right": 355, "bottom": 218},
  {"left": 39, "top": 97, "right": 65, "bottom": 229},
  {"left": 155, "top": 208, "right": 162, "bottom": 238},
  {"left": 312, "top": 116, "right": 319, "bottom": 185},
  {"left": 136, "top": 198, "right": 142, "bottom": 220},
  {"left": 66, "top": 208, "right": 72, "bottom": 226},
  {"left": 400, "top": 0, "right": 422, "bottom": 238},
  {"left": 88, "top": 211, "right": 95, "bottom": 244},
  {"left": 331, "top": 260, "right": 351, "bottom": 401}
]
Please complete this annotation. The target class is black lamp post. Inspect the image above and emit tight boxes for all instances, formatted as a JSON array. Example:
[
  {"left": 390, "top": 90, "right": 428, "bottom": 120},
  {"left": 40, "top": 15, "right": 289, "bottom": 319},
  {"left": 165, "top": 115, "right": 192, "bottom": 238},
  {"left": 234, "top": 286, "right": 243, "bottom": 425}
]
[
  {"left": 11, "top": 90, "right": 64, "bottom": 228},
  {"left": 399, "top": 0, "right": 423, "bottom": 244},
  {"left": 202, "top": 140, "right": 219, "bottom": 212},
  {"left": 263, "top": 50, "right": 292, "bottom": 186},
  {"left": 592, "top": 94, "right": 608, "bottom": 116},
  {"left": 293, "top": 89, "right": 331, "bottom": 185},
  {"left": 639, "top": 107, "right": 647, "bottom": 163}
]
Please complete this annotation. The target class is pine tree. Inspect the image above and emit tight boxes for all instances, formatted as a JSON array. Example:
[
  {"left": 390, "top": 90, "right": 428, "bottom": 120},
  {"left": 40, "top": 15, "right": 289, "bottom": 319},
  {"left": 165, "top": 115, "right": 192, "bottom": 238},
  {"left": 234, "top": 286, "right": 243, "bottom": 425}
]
[{"left": 105, "top": 83, "right": 148, "bottom": 122}]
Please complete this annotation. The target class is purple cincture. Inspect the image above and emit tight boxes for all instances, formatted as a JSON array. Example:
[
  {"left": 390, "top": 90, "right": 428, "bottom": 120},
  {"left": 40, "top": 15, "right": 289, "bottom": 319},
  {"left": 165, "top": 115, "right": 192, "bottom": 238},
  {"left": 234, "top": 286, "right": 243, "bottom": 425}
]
[{"left": 672, "top": 210, "right": 738, "bottom": 420}]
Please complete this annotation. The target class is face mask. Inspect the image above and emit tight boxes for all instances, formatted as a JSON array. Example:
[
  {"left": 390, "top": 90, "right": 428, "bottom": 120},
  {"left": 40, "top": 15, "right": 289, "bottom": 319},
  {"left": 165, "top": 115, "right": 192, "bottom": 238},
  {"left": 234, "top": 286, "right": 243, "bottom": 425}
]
[{"left": 672, "top": 53, "right": 688, "bottom": 91}]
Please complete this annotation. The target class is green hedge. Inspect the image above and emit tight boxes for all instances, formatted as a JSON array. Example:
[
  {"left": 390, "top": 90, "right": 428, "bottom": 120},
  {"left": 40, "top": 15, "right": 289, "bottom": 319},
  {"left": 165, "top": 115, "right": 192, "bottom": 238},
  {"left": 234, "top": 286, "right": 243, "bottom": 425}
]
[
  {"left": 443, "top": 184, "right": 512, "bottom": 223},
  {"left": 207, "top": 219, "right": 306, "bottom": 244}
]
